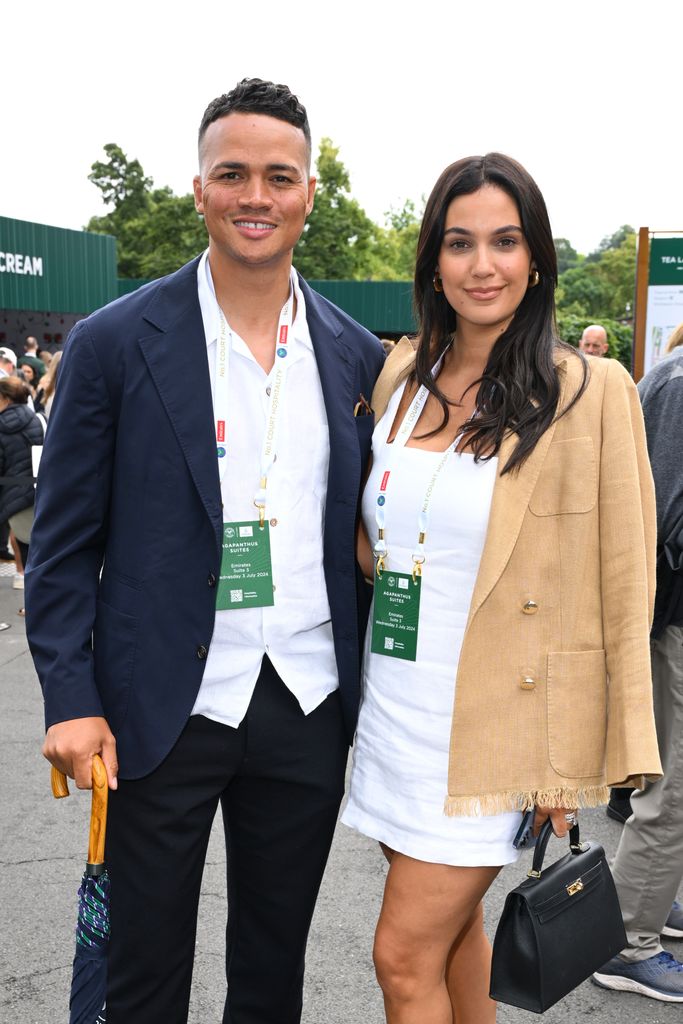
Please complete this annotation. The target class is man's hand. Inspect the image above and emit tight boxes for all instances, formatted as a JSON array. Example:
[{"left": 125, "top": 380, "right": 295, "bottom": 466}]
[
  {"left": 42, "top": 717, "right": 118, "bottom": 790},
  {"left": 532, "top": 805, "right": 578, "bottom": 839}
]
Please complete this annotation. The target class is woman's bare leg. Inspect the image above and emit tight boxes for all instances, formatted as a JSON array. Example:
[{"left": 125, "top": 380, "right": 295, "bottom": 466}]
[
  {"left": 373, "top": 853, "right": 500, "bottom": 1024},
  {"left": 445, "top": 901, "right": 496, "bottom": 1023},
  {"left": 9, "top": 531, "right": 23, "bottom": 575}
]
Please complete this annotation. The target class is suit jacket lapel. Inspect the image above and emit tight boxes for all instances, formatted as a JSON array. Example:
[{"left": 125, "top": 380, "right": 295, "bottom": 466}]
[
  {"left": 138, "top": 259, "right": 223, "bottom": 548},
  {"left": 467, "top": 357, "right": 571, "bottom": 623}
]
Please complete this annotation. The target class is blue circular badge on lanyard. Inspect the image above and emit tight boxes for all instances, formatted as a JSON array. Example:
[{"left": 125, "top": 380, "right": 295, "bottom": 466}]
[
  {"left": 217, "top": 446, "right": 226, "bottom": 458},
  {"left": 377, "top": 495, "right": 386, "bottom": 506},
  {"left": 276, "top": 347, "right": 288, "bottom": 358}
]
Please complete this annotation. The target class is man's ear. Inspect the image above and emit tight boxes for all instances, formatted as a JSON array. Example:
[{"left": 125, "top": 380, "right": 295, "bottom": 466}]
[
  {"left": 193, "top": 176, "right": 204, "bottom": 215},
  {"left": 306, "top": 177, "right": 317, "bottom": 217}
]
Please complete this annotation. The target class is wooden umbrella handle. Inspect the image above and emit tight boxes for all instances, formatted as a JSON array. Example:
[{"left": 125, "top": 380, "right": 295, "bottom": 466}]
[
  {"left": 51, "top": 765, "right": 70, "bottom": 798},
  {"left": 87, "top": 755, "right": 108, "bottom": 867},
  {"left": 50, "top": 756, "right": 109, "bottom": 866}
]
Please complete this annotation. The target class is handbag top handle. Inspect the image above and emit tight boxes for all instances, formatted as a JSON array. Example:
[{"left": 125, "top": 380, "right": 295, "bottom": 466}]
[{"left": 528, "top": 820, "right": 585, "bottom": 878}]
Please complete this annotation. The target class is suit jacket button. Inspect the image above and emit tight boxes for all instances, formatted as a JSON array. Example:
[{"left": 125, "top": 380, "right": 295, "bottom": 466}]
[
  {"left": 522, "top": 600, "right": 539, "bottom": 615},
  {"left": 208, "top": 573, "right": 216, "bottom": 587},
  {"left": 520, "top": 676, "right": 536, "bottom": 690},
  {"left": 197, "top": 645, "right": 208, "bottom": 660}
]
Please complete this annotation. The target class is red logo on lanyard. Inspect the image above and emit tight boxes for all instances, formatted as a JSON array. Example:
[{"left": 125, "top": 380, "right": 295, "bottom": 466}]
[
  {"left": 279, "top": 325, "right": 288, "bottom": 345},
  {"left": 216, "top": 421, "right": 225, "bottom": 443},
  {"left": 380, "top": 471, "right": 391, "bottom": 491}
]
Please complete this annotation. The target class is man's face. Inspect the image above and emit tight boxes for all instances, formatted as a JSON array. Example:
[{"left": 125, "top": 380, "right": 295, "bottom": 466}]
[
  {"left": 579, "top": 328, "right": 608, "bottom": 357},
  {"left": 193, "top": 113, "right": 315, "bottom": 271}
]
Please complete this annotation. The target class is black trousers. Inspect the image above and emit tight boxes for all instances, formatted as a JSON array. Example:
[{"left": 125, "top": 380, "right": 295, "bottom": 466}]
[{"left": 105, "top": 658, "right": 348, "bottom": 1024}]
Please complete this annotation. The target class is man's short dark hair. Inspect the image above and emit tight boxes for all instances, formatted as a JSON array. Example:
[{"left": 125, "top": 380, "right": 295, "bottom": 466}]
[{"left": 198, "top": 78, "right": 311, "bottom": 160}]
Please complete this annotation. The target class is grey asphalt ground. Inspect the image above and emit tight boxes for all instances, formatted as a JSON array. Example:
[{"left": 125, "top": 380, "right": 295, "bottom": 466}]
[{"left": 1, "top": 568, "right": 681, "bottom": 1024}]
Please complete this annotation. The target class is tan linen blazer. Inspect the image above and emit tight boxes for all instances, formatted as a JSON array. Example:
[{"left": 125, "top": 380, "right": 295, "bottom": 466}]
[{"left": 372, "top": 338, "right": 663, "bottom": 814}]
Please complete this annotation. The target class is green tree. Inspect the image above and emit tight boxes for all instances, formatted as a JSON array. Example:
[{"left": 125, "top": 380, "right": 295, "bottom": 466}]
[
  {"left": 553, "top": 237, "right": 580, "bottom": 275},
  {"left": 294, "top": 138, "right": 379, "bottom": 279},
  {"left": 585, "top": 224, "right": 635, "bottom": 263},
  {"left": 370, "top": 200, "right": 423, "bottom": 281},
  {"left": 86, "top": 144, "right": 206, "bottom": 278},
  {"left": 556, "top": 233, "right": 635, "bottom": 322}
]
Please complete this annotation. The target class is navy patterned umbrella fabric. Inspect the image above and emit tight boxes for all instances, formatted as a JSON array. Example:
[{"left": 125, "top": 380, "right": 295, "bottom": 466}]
[{"left": 52, "top": 755, "right": 109, "bottom": 1024}]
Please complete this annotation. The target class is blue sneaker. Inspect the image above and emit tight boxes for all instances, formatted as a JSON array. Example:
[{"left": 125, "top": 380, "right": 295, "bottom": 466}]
[
  {"left": 592, "top": 951, "right": 683, "bottom": 1002},
  {"left": 663, "top": 901, "right": 683, "bottom": 939}
]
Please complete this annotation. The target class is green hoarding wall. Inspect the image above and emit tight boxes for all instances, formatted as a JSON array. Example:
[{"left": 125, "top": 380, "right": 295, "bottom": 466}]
[
  {"left": 118, "top": 276, "right": 417, "bottom": 335},
  {"left": 0, "top": 216, "right": 117, "bottom": 313},
  {"left": 0, "top": 213, "right": 416, "bottom": 337}
]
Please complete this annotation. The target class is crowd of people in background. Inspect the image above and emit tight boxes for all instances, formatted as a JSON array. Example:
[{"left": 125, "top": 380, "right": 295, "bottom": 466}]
[{"left": 0, "top": 335, "right": 62, "bottom": 612}]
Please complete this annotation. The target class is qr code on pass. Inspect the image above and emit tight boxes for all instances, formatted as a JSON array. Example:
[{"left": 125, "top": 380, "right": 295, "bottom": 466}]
[
  {"left": 230, "top": 590, "right": 244, "bottom": 603},
  {"left": 384, "top": 637, "right": 394, "bottom": 650}
]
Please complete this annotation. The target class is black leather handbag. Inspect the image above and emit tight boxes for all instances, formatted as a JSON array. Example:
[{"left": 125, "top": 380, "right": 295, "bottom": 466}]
[{"left": 489, "top": 820, "right": 626, "bottom": 1013}]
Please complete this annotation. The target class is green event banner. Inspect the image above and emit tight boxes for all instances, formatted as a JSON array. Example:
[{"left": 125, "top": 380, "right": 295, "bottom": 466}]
[
  {"left": 0, "top": 215, "right": 117, "bottom": 313},
  {"left": 649, "top": 237, "right": 683, "bottom": 286}
]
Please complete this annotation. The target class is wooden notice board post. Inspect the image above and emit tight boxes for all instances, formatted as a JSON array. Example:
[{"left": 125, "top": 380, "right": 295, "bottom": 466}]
[{"left": 632, "top": 227, "right": 650, "bottom": 382}]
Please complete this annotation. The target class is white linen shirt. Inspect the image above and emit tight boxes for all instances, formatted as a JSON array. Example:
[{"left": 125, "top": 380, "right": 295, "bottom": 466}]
[{"left": 190, "top": 251, "right": 339, "bottom": 727}]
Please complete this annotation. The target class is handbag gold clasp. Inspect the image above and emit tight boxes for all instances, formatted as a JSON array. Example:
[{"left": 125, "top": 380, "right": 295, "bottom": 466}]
[{"left": 566, "top": 878, "right": 584, "bottom": 896}]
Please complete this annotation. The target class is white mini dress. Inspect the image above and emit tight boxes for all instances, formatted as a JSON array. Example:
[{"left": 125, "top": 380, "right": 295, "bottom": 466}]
[{"left": 341, "top": 385, "right": 522, "bottom": 866}]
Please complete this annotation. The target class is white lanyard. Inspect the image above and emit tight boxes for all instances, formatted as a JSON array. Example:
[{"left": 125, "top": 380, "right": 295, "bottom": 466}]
[
  {"left": 374, "top": 363, "right": 456, "bottom": 581},
  {"left": 213, "top": 270, "right": 295, "bottom": 523}
]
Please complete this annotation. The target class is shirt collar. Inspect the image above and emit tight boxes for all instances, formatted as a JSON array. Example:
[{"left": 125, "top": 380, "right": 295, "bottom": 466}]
[{"left": 197, "top": 249, "right": 312, "bottom": 352}]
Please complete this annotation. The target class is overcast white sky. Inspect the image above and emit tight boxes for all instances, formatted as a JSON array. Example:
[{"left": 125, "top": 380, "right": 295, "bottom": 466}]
[{"left": 2, "top": 1, "right": 682, "bottom": 257}]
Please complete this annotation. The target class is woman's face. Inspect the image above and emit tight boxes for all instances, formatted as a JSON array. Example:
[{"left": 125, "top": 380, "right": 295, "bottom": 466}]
[
  {"left": 436, "top": 184, "right": 533, "bottom": 336},
  {"left": 22, "top": 365, "right": 35, "bottom": 384}
]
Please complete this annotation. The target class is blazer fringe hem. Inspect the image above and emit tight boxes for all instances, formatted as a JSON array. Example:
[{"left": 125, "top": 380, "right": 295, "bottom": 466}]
[{"left": 443, "top": 785, "right": 611, "bottom": 817}]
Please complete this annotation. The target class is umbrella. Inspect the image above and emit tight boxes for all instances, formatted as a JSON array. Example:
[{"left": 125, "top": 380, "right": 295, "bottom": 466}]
[{"left": 52, "top": 754, "right": 110, "bottom": 1024}]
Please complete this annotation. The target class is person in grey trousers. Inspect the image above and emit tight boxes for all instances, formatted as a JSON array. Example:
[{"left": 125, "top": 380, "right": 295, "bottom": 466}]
[{"left": 592, "top": 340, "right": 683, "bottom": 1003}]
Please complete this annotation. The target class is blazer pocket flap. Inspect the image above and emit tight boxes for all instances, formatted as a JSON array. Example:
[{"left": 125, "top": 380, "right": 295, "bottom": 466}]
[{"left": 529, "top": 437, "right": 597, "bottom": 516}]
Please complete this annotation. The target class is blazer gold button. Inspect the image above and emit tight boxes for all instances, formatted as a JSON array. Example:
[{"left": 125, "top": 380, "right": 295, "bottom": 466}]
[
  {"left": 197, "top": 645, "right": 208, "bottom": 660},
  {"left": 520, "top": 676, "right": 536, "bottom": 690},
  {"left": 522, "top": 600, "right": 539, "bottom": 615}
]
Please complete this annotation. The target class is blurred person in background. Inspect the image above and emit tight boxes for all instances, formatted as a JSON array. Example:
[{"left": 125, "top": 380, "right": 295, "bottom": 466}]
[
  {"left": 0, "top": 346, "right": 17, "bottom": 378},
  {"left": 0, "top": 376, "right": 44, "bottom": 599},
  {"left": 35, "top": 351, "right": 62, "bottom": 419},
  {"left": 593, "top": 325, "right": 683, "bottom": 1003},
  {"left": 664, "top": 322, "right": 683, "bottom": 356},
  {"left": 579, "top": 323, "right": 609, "bottom": 357}
]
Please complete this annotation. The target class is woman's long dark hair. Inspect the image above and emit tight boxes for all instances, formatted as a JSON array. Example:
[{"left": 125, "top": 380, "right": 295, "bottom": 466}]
[{"left": 413, "top": 152, "right": 587, "bottom": 474}]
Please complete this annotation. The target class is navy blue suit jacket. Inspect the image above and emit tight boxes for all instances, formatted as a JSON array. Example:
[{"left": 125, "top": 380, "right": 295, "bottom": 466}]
[{"left": 26, "top": 257, "right": 384, "bottom": 778}]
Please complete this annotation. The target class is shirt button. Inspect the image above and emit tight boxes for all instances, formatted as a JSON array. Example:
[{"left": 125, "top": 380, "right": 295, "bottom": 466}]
[
  {"left": 522, "top": 600, "right": 539, "bottom": 615},
  {"left": 266, "top": 386, "right": 272, "bottom": 396},
  {"left": 270, "top": 518, "right": 278, "bottom": 527},
  {"left": 520, "top": 676, "right": 536, "bottom": 691},
  {"left": 207, "top": 573, "right": 216, "bottom": 588},
  {"left": 197, "top": 645, "right": 208, "bottom": 660}
]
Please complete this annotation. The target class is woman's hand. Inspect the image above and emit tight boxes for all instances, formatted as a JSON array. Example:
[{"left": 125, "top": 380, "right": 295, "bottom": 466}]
[{"left": 532, "top": 805, "right": 578, "bottom": 839}]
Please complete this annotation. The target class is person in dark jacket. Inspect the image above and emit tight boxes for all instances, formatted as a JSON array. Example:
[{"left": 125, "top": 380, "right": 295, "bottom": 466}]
[{"left": 0, "top": 376, "right": 44, "bottom": 592}]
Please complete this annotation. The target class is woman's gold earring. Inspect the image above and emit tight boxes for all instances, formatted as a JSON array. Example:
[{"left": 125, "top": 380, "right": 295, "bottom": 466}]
[
  {"left": 528, "top": 269, "right": 540, "bottom": 287},
  {"left": 433, "top": 270, "right": 443, "bottom": 292}
]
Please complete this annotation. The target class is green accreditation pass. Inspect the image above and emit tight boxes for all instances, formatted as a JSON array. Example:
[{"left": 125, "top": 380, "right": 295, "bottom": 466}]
[
  {"left": 371, "top": 570, "right": 421, "bottom": 661},
  {"left": 216, "top": 521, "right": 275, "bottom": 610}
]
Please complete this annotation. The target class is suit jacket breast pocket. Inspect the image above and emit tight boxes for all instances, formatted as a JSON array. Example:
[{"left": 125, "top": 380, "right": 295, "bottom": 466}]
[{"left": 529, "top": 437, "right": 597, "bottom": 516}]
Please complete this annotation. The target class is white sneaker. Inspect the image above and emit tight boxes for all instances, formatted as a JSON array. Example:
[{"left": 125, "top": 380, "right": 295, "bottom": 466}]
[{"left": 12, "top": 574, "right": 24, "bottom": 590}]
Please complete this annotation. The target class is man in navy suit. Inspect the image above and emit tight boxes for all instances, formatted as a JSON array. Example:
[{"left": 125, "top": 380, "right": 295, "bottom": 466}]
[{"left": 26, "top": 79, "right": 384, "bottom": 1024}]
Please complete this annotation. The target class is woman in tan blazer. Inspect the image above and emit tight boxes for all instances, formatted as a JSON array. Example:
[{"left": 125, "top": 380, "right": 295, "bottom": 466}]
[{"left": 341, "top": 153, "right": 662, "bottom": 1023}]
